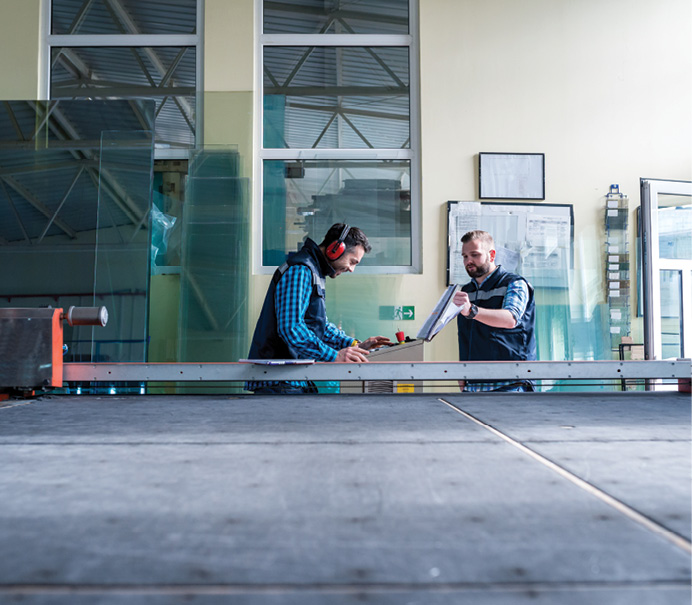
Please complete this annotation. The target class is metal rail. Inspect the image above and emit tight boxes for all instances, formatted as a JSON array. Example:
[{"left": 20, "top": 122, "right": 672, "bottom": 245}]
[{"left": 63, "top": 360, "right": 691, "bottom": 383}]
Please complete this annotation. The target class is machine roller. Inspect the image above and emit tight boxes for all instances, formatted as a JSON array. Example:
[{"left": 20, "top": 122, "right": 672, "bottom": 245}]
[{"left": 0, "top": 306, "right": 108, "bottom": 397}]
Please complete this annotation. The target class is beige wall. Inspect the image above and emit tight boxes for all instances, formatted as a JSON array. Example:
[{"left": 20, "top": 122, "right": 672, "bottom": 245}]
[
  {"left": 203, "top": 0, "right": 261, "bottom": 344},
  {"left": 0, "top": 0, "right": 45, "bottom": 99},
  {"left": 203, "top": 0, "right": 254, "bottom": 176},
  {"left": 416, "top": 0, "right": 692, "bottom": 360},
  {"left": 237, "top": 0, "right": 692, "bottom": 363},
  {"left": 1, "top": 0, "right": 690, "bottom": 364},
  {"left": 204, "top": 0, "right": 254, "bottom": 93},
  {"left": 203, "top": 0, "right": 254, "bottom": 157}
]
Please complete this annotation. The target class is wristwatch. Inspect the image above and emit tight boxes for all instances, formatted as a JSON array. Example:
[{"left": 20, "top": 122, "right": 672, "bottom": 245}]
[{"left": 465, "top": 303, "right": 479, "bottom": 319}]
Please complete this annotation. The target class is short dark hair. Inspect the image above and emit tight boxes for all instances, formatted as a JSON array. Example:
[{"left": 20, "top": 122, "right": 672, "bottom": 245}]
[
  {"left": 461, "top": 230, "right": 494, "bottom": 250},
  {"left": 320, "top": 223, "right": 371, "bottom": 254}
]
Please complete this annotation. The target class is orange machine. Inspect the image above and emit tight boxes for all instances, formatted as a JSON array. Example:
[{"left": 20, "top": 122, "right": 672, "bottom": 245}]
[{"left": 0, "top": 307, "right": 107, "bottom": 396}]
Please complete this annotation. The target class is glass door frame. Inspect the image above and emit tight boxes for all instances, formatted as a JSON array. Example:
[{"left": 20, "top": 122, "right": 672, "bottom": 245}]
[{"left": 640, "top": 178, "right": 692, "bottom": 361}]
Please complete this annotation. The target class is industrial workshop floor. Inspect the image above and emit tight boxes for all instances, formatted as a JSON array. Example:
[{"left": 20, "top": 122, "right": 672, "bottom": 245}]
[{"left": 0, "top": 391, "right": 689, "bottom": 604}]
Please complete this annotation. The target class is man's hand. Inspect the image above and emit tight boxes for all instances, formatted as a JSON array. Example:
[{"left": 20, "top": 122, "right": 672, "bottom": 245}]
[
  {"left": 336, "top": 346, "right": 369, "bottom": 363},
  {"left": 452, "top": 291, "right": 471, "bottom": 316},
  {"left": 359, "top": 335, "right": 393, "bottom": 350},
  {"left": 452, "top": 293, "right": 516, "bottom": 328}
]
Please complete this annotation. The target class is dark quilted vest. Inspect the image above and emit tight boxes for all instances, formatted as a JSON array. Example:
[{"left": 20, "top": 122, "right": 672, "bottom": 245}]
[
  {"left": 456, "top": 265, "right": 536, "bottom": 363},
  {"left": 248, "top": 238, "right": 332, "bottom": 360}
]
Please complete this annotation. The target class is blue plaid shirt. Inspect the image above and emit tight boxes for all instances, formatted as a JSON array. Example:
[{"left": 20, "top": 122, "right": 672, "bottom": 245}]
[
  {"left": 463, "top": 273, "right": 530, "bottom": 392},
  {"left": 246, "top": 265, "right": 354, "bottom": 391}
]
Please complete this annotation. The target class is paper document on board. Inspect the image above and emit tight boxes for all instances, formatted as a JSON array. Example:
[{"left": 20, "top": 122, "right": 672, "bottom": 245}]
[
  {"left": 429, "top": 297, "right": 463, "bottom": 339},
  {"left": 416, "top": 285, "right": 463, "bottom": 342}
]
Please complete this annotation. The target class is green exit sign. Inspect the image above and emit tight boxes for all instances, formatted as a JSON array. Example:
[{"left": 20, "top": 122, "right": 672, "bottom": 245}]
[{"left": 379, "top": 306, "right": 415, "bottom": 321}]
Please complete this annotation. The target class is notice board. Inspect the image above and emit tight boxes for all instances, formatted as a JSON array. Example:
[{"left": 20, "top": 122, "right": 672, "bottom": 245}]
[{"left": 447, "top": 201, "right": 573, "bottom": 289}]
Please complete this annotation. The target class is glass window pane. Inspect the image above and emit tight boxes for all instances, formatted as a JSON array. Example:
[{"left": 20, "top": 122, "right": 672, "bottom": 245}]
[
  {"left": 657, "top": 196, "right": 692, "bottom": 260},
  {"left": 264, "top": 47, "right": 409, "bottom": 149},
  {"left": 51, "top": 47, "right": 196, "bottom": 148},
  {"left": 263, "top": 159, "right": 411, "bottom": 266},
  {"left": 95, "top": 129, "right": 154, "bottom": 365},
  {"left": 51, "top": 0, "right": 197, "bottom": 35},
  {"left": 660, "top": 270, "right": 682, "bottom": 359},
  {"left": 0, "top": 101, "right": 155, "bottom": 377},
  {"left": 264, "top": 0, "right": 409, "bottom": 34}
]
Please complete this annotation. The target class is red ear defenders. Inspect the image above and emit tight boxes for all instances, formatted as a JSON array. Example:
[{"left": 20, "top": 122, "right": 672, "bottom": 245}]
[{"left": 325, "top": 224, "right": 351, "bottom": 261}]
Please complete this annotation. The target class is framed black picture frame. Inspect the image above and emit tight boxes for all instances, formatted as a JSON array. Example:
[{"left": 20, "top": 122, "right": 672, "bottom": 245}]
[{"left": 479, "top": 152, "right": 545, "bottom": 200}]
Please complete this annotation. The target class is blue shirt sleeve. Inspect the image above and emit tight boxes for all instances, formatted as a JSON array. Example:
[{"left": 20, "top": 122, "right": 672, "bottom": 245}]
[
  {"left": 323, "top": 320, "right": 355, "bottom": 351},
  {"left": 503, "top": 279, "right": 529, "bottom": 324},
  {"left": 275, "top": 265, "right": 350, "bottom": 361}
]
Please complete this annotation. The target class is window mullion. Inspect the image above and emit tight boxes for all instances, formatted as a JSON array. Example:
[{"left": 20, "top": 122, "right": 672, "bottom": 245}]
[
  {"left": 262, "top": 34, "right": 412, "bottom": 47},
  {"left": 259, "top": 1, "right": 418, "bottom": 271},
  {"left": 48, "top": 34, "right": 198, "bottom": 46},
  {"left": 261, "top": 149, "right": 414, "bottom": 160}
]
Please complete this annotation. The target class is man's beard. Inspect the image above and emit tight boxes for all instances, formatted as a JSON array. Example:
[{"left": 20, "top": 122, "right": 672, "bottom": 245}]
[{"left": 466, "top": 261, "right": 491, "bottom": 278}]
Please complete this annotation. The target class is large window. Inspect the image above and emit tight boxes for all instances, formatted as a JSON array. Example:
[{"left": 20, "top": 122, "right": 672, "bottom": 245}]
[
  {"left": 48, "top": 0, "right": 202, "bottom": 152},
  {"left": 260, "top": 0, "right": 419, "bottom": 271}
]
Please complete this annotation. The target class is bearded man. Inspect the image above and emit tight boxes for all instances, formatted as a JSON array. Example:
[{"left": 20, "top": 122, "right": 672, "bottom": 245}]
[{"left": 453, "top": 230, "right": 536, "bottom": 392}]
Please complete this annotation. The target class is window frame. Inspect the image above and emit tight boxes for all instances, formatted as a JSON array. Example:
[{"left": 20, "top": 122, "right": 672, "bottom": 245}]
[
  {"left": 45, "top": 0, "right": 204, "bottom": 159},
  {"left": 255, "top": 0, "right": 420, "bottom": 274}
]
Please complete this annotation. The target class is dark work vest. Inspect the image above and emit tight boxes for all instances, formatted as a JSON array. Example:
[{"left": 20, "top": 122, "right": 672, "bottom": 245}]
[
  {"left": 456, "top": 265, "right": 536, "bottom": 363},
  {"left": 248, "top": 238, "right": 334, "bottom": 360}
]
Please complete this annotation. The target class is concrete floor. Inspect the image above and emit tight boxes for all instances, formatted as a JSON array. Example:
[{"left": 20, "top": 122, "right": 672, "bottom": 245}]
[{"left": 0, "top": 391, "right": 689, "bottom": 604}]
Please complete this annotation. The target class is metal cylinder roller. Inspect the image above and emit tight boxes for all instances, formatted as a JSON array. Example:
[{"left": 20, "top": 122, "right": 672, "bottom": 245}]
[{"left": 65, "top": 306, "right": 108, "bottom": 327}]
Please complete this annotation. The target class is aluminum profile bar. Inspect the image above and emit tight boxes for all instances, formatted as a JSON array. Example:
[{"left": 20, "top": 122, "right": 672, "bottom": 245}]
[{"left": 63, "top": 360, "right": 691, "bottom": 383}]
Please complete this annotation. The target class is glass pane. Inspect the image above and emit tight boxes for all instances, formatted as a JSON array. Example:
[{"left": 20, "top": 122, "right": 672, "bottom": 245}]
[
  {"left": 264, "top": 0, "right": 409, "bottom": 34},
  {"left": 0, "top": 145, "right": 98, "bottom": 358},
  {"left": 264, "top": 47, "right": 409, "bottom": 149},
  {"left": 95, "top": 129, "right": 154, "bottom": 366},
  {"left": 534, "top": 234, "right": 624, "bottom": 390},
  {"left": 657, "top": 194, "right": 692, "bottom": 260},
  {"left": 178, "top": 149, "right": 251, "bottom": 368},
  {"left": 660, "top": 270, "right": 682, "bottom": 359},
  {"left": 51, "top": 0, "right": 197, "bottom": 35},
  {"left": 262, "top": 159, "right": 411, "bottom": 266},
  {"left": 0, "top": 100, "right": 154, "bottom": 380},
  {"left": 51, "top": 47, "right": 196, "bottom": 148},
  {"left": 147, "top": 167, "right": 185, "bottom": 368},
  {"left": 327, "top": 274, "right": 407, "bottom": 343}
]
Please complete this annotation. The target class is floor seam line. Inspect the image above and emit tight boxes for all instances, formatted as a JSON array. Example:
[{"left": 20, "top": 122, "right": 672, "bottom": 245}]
[
  {"left": 437, "top": 397, "right": 692, "bottom": 555},
  {"left": 0, "top": 579, "right": 689, "bottom": 594}
]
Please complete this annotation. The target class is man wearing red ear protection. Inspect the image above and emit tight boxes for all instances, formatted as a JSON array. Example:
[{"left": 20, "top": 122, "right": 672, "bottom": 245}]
[{"left": 246, "top": 223, "right": 392, "bottom": 394}]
